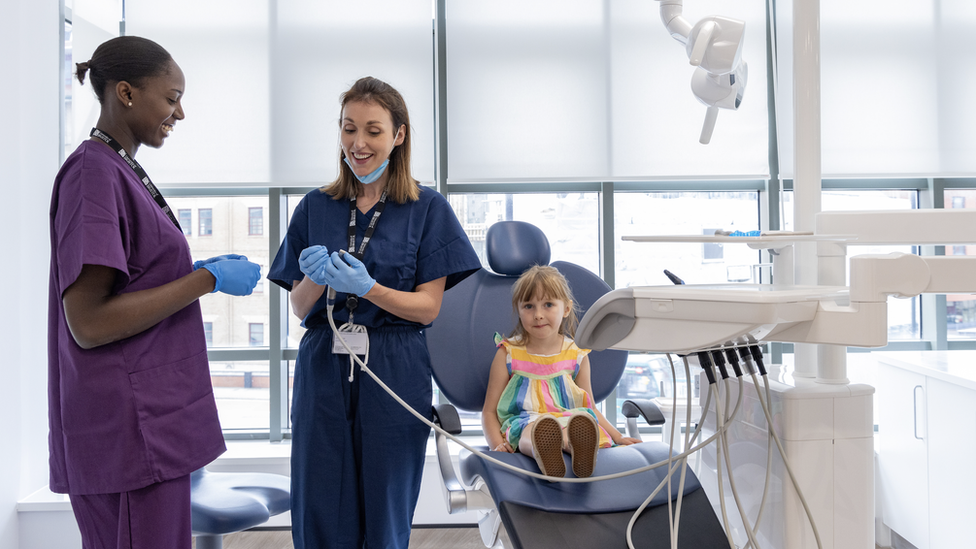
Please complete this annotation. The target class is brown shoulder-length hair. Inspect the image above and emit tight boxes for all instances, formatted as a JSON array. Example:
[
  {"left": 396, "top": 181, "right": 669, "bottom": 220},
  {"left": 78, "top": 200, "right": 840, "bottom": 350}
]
[
  {"left": 507, "top": 265, "right": 580, "bottom": 346},
  {"left": 321, "top": 76, "right": 420, "bottom": 204}
]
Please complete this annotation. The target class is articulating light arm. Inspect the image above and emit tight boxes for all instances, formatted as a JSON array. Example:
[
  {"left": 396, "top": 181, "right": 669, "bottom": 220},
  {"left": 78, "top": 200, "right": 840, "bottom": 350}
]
[
  {"left": 657, "top": 0, "right": 693, "bottom": 43},
  {"left": 653, "top": 0, "right": 747, "bottom": 144}
]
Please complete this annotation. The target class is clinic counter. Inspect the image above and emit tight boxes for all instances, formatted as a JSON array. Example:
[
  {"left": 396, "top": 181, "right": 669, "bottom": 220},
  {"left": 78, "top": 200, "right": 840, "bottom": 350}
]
[{"left": 873, "top": 350, "right": 976, "bottom": 392}]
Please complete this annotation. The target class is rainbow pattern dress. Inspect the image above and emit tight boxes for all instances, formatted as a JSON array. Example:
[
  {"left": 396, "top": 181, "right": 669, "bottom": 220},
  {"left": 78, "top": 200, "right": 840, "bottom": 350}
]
[{"left": 495, "top": 335, "right": 613, "bottom": 450}]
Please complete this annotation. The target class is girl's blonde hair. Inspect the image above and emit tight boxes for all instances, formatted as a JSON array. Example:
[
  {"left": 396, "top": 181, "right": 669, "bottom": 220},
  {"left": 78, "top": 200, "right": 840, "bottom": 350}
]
[{"left": 508, "top": 265, "right": 579, "bottom": 345}]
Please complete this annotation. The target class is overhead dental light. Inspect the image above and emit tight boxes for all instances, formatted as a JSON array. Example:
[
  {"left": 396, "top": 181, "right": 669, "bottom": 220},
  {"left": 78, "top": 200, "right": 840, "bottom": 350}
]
[{"left": 655, "top": 0, "right": 747, "bottom": 144}]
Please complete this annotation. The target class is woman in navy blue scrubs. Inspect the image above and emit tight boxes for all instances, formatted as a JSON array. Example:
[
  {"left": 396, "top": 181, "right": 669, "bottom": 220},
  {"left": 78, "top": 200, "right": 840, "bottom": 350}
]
[{"left": 267, "top": 77, "right": 480, "bottom": 549}]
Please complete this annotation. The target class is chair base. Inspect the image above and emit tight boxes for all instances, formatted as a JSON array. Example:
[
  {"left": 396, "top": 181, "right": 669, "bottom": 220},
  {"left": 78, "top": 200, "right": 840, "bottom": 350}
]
[
  {"left": 497, "top": 487, "right": 727, "bottom": 549},
  {"left": 194, "top": 534, "right": 223, "bottom": 549}
]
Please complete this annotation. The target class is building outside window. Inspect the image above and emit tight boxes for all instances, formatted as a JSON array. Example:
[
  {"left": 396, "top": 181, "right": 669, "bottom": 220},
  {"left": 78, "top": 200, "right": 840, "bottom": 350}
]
[
  {"left": 178, "top": 209, "right": 192, "bottom": 236},
  {"left": 249, "top": 207, "right": 263, "bottom": 236},
  {"left": 701, "top": 229, "right": 724, "bottom": 263},
  {"left": 249, "top": 323, "right": 264, "bottom": 347},
  {"left": 59, "top": 0, "right": 976, "bottom": 440},
  {"left": 199, "top": 208, "right": 212, "bottom": 236},
  {"left": 944, "top": 190, "right": 976, "bottom": 338}
]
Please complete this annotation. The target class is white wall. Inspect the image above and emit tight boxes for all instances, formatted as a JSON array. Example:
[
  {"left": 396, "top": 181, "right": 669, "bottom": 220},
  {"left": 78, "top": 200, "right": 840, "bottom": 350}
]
[{"left": 0, "top": 1, "right": 63, "bottom": 548}]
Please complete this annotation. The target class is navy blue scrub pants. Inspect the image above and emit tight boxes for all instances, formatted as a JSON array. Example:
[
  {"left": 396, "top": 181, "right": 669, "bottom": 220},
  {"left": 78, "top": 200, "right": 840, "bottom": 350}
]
[{"left": 291, "top": 326, "right": 433, "bottom": 549}]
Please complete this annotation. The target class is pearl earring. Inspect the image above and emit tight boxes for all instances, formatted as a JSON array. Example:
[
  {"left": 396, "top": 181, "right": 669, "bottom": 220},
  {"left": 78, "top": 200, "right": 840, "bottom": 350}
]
[{"left": 127, "top": 102, "right": 132, "bottom": 107}]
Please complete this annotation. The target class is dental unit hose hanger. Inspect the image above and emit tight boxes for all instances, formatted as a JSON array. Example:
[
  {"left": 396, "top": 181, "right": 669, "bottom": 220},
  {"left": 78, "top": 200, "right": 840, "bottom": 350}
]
[{"left": 655, "top": 0, "right": 748, "bottom": 144}]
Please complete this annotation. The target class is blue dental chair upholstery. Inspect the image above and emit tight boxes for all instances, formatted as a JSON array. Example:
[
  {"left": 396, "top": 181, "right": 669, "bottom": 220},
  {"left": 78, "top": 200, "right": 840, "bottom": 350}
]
[
  {"left": 425, "top": 221, "right": 727, "bottom": 548},
  {"left": 190, "top": 467, "right": 291, "bottom": 549}
]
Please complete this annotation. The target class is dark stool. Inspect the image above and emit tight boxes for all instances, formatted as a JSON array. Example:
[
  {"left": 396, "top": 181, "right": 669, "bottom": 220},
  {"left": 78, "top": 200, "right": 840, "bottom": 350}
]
[{"left": 190, "top": 468, "right": 291, "bottom": 549}]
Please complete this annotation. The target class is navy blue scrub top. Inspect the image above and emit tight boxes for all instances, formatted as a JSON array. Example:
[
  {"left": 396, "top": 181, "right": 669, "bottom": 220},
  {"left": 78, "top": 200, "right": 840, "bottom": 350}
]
[{"left": 267, "top": 185, "right": 481, "bottom": 329}]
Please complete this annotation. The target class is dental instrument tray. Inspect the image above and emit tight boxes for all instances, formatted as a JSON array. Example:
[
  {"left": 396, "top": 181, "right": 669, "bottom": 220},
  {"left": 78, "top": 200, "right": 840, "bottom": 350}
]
[{"left": 576, "top": 284, "right": 848, "bottom": 354}]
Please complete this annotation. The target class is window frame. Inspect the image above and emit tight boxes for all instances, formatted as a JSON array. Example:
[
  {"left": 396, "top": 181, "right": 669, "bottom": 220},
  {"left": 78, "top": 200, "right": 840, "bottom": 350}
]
[
  {"left": 62, "top": 1, "right": 976, "bottom": 442},
  {"left": 178, "top": 208, "right": 192, "bottom": 236},
  {"left": 248, "top": 206, "right": 263, "bottom": 236},
  {"left": 199, "top": 208, "right": 213, "bottom": 237},
  {"left": 249, "top": 322, "right": 264, "bottom": 347}
]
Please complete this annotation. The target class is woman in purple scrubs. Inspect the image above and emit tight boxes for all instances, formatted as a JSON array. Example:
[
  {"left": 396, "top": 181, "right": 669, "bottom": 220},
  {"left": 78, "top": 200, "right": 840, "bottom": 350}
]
[{"left": 48, "top": 36, "right": 261, "bottom": 549}]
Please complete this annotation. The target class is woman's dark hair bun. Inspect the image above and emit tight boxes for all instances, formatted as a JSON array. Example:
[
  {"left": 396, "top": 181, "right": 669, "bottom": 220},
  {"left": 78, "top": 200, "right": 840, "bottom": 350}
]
[
  {"left": 75, "top": 61, "right": 91, "bottom": 85},
  {"left": 82, "top": 36, "right": 172, "bottom": 103}
]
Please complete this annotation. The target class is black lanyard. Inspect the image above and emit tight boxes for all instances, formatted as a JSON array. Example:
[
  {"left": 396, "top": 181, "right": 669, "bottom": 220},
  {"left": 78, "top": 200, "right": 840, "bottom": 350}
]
[
  {"left": 89, "top": 128, "right": 182, "bottom": 231},
  {"left": 344, "top": 191, "right": 387, "bottom": 314}
]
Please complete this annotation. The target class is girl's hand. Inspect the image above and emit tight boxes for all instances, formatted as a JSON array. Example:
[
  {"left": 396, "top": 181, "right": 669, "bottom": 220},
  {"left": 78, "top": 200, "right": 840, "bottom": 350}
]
[
  {"left": 613, "top": 436, "right": 642, "bottom": 446},
  {"left": 492, "top": 441, "right": 514, "bottom": 453}
]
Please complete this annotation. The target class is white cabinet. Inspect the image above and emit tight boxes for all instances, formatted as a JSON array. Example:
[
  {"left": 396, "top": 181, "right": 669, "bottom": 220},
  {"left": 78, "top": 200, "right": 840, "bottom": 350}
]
[
  {"left": 876, "top": 351, "right": 976, "bottom": 549},
  {"left": 877, "top": 364, "right": 929, "bottom": 547},
  {"left": 926, "top": 377, "right": 976, "bottom": 548}
]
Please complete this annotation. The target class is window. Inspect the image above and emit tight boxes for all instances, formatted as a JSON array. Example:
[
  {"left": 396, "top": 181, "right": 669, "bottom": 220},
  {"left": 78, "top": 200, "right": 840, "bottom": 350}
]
[
  {"left": 248, "top": 207, "right": 263, "bottom": 236},
  {"left": 210, "top": 360, "right": 270, "bottom": 431},
  {"left": 199, "top": 208, "right": 212, "bottom": 236},
  {"left": 178, "top": 209, "right": 192, "bottom": 236},
  {"left": 944, "top": 189, "right": 976, "bottom": 340},
  {"left": 448, "top": 193, "right": 600, "bottom": 276},
  {"left": 59, "top": 1, "right": 976, "bottom": 442},
  {"left": 249, "top": 323, "right": 264, "bottom": 347},
  {"left": 614, "top": 192, "right": 760, "bottom": 288},
  {"left": 783, "top": 190, "right": 921, "bottom": 340},
  {"left": 702, "top": 229, "right": 724, "bottom": 263}
]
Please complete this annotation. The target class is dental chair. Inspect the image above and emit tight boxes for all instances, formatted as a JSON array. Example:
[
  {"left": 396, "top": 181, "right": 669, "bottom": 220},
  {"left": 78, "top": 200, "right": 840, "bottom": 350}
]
[{"left": 425, "top": 221, "right": 728, "bottom": 548}]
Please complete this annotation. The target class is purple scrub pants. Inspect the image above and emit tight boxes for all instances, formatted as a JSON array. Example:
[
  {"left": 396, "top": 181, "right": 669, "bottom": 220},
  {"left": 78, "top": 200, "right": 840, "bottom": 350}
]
[{"left": 70, "top": 474, "right": 191, "bottom": 549}]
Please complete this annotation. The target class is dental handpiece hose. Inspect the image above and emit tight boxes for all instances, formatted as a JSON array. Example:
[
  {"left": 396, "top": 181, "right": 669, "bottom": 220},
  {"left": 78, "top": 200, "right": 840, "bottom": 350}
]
[
  {"left": 321, "top": 271, "right": 739, "bottom": 549},
  {"left": 714, "top": 349, "right": 761, "bottom": 549},
  {"left": 628, "top": 353, "right": 722, "bottom": 549},
  {"left": 326, "top": 313, "right": 734, "bottom": 549},
  {"left": 696, "top": 352, "right": 734, "bottom": 547},
  {"left": 326, "top": 303, "right": 725, "bottom": 485},
  {"left": 743, "top": 345, "right": 822, "bottom": 549},
  {"left": 723, "top": 348, "right": 772, "bottom": 549}
]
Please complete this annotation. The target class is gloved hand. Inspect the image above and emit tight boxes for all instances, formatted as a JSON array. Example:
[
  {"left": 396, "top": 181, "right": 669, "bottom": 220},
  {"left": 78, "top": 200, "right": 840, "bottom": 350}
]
[
  {"left": 299, "top": 245, "right": 331, "bottom": 286},
  {"left": 193, "top": 254, "right": 248, "bottom": 271},
  {"left": 201, "top": 258, "right": 262, "bottom": 296},
  {"left": 321, "top": 251, "right": 376, "bottom": 297}
]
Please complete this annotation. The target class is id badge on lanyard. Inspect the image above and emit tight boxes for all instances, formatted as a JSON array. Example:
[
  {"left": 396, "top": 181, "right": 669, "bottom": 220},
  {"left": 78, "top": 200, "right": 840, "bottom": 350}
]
[{"left": 332, "top": 330, "right": 368, "bottom": 355}]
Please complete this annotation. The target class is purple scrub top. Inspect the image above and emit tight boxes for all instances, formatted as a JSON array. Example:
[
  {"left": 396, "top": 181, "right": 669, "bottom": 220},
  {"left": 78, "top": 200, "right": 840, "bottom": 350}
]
[{"left": 47, "top": 140, "right": 225, "bottom": 495}]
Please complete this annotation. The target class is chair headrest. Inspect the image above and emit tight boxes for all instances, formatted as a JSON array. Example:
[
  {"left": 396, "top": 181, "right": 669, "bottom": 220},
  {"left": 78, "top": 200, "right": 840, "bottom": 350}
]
[{"left": 486, "top": 221, "right": 552, "bottom": 276}]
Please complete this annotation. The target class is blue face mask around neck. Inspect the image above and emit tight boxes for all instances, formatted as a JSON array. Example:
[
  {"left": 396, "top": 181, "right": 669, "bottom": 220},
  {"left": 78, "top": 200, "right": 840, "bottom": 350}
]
[{"left": 344, "top": 157, "right": 390, "bottom": 185}]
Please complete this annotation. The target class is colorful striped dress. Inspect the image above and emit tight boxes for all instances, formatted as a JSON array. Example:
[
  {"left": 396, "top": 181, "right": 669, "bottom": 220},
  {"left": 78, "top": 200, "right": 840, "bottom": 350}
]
[{"left": 495, "top": 335, "right": 613, "bottom": 450}]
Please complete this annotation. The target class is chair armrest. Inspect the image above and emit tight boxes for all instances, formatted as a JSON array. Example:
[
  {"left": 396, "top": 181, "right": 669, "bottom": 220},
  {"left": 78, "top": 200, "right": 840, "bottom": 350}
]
[
  {"left": 621, "top": 399, "right": 665, "bottom": 440},
  {"left": 622, "top": 399, "right": 665, "bottom": 425},
  {"left": 430, "top": 404, "right": 469, "bottom": 514},
  {"left": 432, "top": 404, "right": 463, "bottom": 435}
]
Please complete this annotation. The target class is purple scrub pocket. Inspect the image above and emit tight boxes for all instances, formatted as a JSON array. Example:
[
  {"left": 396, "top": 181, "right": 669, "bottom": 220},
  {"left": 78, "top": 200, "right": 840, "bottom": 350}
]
[{"left": 128, "top": 351, "right": 225, "bottom": 480}]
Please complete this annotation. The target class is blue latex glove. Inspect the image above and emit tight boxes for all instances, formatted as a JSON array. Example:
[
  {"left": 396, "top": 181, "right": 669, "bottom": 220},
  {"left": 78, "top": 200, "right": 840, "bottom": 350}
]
[
  {"left": 298, "top": 245, "right": 331, "bottom": 286},
  {"left": 193, "top": 254, "right": 248, "bottom": 271},
  {"left": 321, "top": 251, "right": 376, "bottom": 297},
  {"left": 201, "top": 258, "right": 262, "bottom": 296}
]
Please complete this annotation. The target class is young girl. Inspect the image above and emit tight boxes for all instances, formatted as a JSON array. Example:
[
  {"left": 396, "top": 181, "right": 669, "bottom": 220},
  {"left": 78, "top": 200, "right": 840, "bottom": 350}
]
[{"left": 482, "top": 265, "right": 640, "bottom": 478}]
